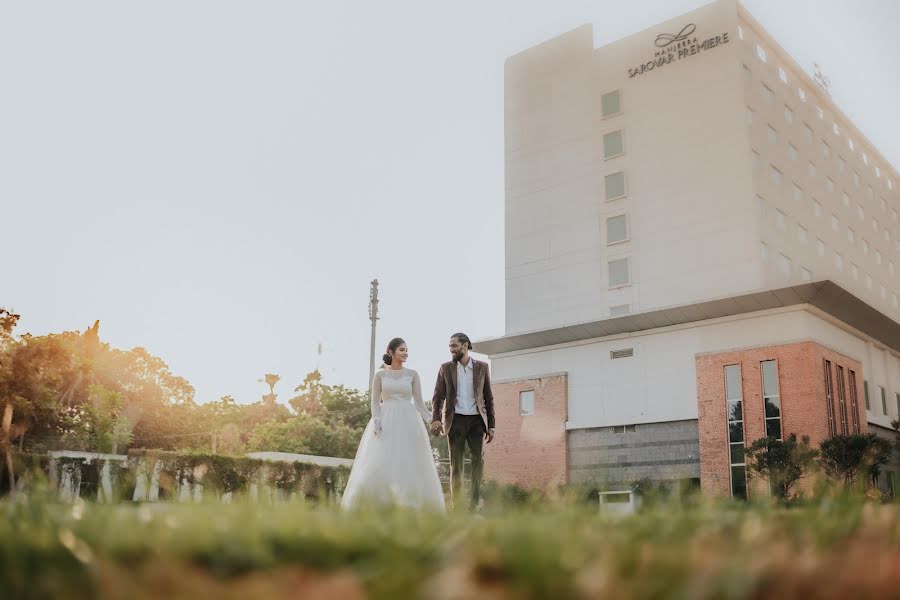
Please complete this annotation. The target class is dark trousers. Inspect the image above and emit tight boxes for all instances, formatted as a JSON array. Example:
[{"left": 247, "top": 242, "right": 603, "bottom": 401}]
[{"left": 448, "top": 413, "right": 485, "bottom": 510}]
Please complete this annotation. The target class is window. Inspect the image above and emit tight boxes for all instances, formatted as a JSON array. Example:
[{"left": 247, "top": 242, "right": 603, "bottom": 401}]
[
  {"left": 896, "top": 392, "right": 900, "bottom": 417},
  {"left": 857, "top": 203, "right": 865, "bottom": 221},
  {"left": 778, "top": 67, "right": 787, "bottom": 83},
  {"left": 834, "top": 252, "right": 843, "bottom": 271},
  {"left": 752, "top": 151, "right": 761, "bottom": 171},
  {"left": 864, "top": 380, "right": 871, "bottom": 410},
  {"left": 876, "top": 250, "right": 882, "bottom": 265},
  {"left": 767, "top": 125, "right": 777, "bottom": 145},
  {"left": 743, "top": 64, "right": 752, "bottom": 85},
  {"left": 788, "top": 144, "right": 798, "bottom": 161},
  {"left": 822, "top": 140, "right": 831, "bottom": 159},
  {"left": 865, "top": 273, "right": 873, "bottom": 289},
  {"left": 793, "top": 185, "right": 803, "bottom": 203},
  {"left": 809, "top": 162, "right": 817, "bottom": 178},
  {"left": 784, "top": 105, "right": 794, "bottom": 124},
  {"left": 760, "top": 242, "right": 768, "bottom": 261},
  {"left": 863, "top": 153, "right": 869, "bottom": 166},
  {"left": 606, "top": 214, "right": 628, "bottom": 244},
  {"left": 798, "top": 87, "right": 807, "bottom": 102},
  {"left": 762, "top": 84, "right": 775, "bottom": 106},
  {"left": 612, "top": 424, "right": 636, "bottom": 433},
  {"left": 862, "top": 240, "right": 869, "bottom": 255},
  {"left": 601, "top": 90, "right": 621, "bottom": 117},
  {"left": 867, "top": 186, "right": 874, "bottom": 201},
  {"left": 776, "top": 209, "right": 786, "bottom": 230},
  {"left": 816, "top": 239, "right": 825, "bottom": 257},
  {"left": 813, "top": 199, "right": 823, "bottom": 217},
  {"left": 882, "top": 386, "right": 888, "bottom": 415},
  {"left": 800, "top": 267, "right": 812, "bottom": 282},
  {"left": 826, "top": 178, "right": 835, "bottom": 193},
  {"left": 872, "top": 218, "right": 879, "bottom": 233},
  {"left": 609, "top": 304, "right": 630, "bottom": 317},
  {"left": 889, "top": 179, "right": 894, "bottom": 191},
  {"left": 849, "top": 139, "right": 856, "bottom": 152},
  {"left": 756, "top": 44, "right": 767, "bottom": 62},
  {"left": 851, "top": 263, "right": 859, "bottom": 280},
  {"left": 836, "top": 366, "right": 848, "bottom": 435},
  {"left": 610, "top": 348, "right": 633, "bottom": 359},
  {"left": 824, "top": 360, "right": 836, "bottom": 436},
  {"left": 892, "top": 209, "right": 898, "bottom": 223},
  {"left": 737, "top": 25, "right": 744, "bottom": 40},
  {"left": 842, "top": 192, "right": 851, "bottom": 208},
  {"left": 853, "top": 171, "right": 860, "bottom": 186},
  {"left": 847, "top": 227, "right": 855, "bottom": 243},
  {"left": 519, "top": 390, "right": 534, "bottom": 416},
  {"left": 757, "top": 195, "right": 766, "bottom": 217},
  {"left": 880, "top": 196, "right": 887, "bottom": 212},
  {"left": 605, "top": 171, "right": 626, "bottom": 200},
  {"left": 608, "top": 257, "right": 630, "bottom": 287},
  {"left": 848, "top": 370, "right": 860, "bottom": 433},
  {"left": 770, "top": 166, "right": 782, "bottom": 185},
  {"left": 797, "top": 225, "right": 808, "bottom": 243},
  {"left": 832, "top": 215, "right": 840, "bottom": 231},
  {"left": 833, "top": 122, "right": 840, "bottom": 136},
  {"left": 761, "top": 360, "right": 782, "bottom": 439},
  {"left": 778, "top": 253, "right": 791, "bottom": 278},
  {"left": 838, "top": 156, "right": 846, "bottom": 172},
  {"left": 881, "top": 285, "right": 887, "bottom": 299},
  {"left": 803, "top": 124, "right": 814, "bottom": 144},
  {"left": 603, "top": 130, "right": 625, "bottom": 159},
  {"left": 817, "top": 106, "right": 825, "bottom": 119},
  {"left": 746, "top": 106, "right": 754, "bottom": 126},
  {"left": 725, "top": 364, "right": 747, "bottom": 499},
  {"left": 890, "top": 261, "right": 895, "bottom": 276},
  {"left": 876, "top": 166, "right": 881, "bottom": 178}
]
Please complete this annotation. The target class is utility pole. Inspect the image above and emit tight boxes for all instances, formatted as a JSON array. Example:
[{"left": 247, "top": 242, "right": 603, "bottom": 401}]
[{"left": 368, "top": 279, "right": 379, "bottom": 395}]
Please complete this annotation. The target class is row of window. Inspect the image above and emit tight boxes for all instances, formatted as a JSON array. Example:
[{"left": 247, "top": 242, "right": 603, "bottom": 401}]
[
  {"left": 862, "top": 380, "right": 900, "bottom": 418},
  {"left": 725, "top": 360, "right": 782, "bottom": 499},
  {"left": 600, "top": 89, "right": 632, "bottom": 302},
  {"left": 824, "top": 360, "right": 861, "bottom": 436},
  {"left": 741, "top": 27, "right": 894, "bottom": 194}
]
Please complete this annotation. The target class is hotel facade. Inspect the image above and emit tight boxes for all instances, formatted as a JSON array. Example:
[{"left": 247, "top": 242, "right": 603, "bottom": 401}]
[{"left": 478, "top": 0, "right": 900, "bottom": 498}]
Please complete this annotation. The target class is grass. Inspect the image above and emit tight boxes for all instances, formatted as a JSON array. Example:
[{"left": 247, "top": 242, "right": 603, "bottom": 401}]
[{"left": 2, "top": 493, "right": 900, "bottom": 599}]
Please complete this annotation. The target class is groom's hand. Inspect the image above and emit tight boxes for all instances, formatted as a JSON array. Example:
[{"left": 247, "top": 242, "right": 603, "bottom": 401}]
[
  {"left": 484, "top": 428, "right": 495, "bottom": 444},
  {"left": 429, "top": 421, "right": 442, "bottom": 435}
]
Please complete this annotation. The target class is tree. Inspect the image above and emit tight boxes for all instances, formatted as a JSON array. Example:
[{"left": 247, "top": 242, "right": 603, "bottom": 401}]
[
  {"left": 745, "top": 434, "right": 818, "bottom": 499},
  {"left": 819, "top": 433, "right": 893, "bottom": 489},
  {"left": 245, "top": 415, "right": 359, "bottom": 458}
]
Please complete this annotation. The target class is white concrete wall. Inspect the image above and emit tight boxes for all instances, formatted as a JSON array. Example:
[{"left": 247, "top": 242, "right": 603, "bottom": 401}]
[
  {"left": 739, "top": 15, "right": 900, "bottom": 320},
  {"left": 491, "top": 307, "right": 900, "bottom": 430},
  {"left": 504, "top": 0, "right": 763, "bottom": 336}
]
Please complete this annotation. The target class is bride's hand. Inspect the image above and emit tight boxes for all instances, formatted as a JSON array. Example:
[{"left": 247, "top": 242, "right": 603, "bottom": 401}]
[{"left": 373, "top": 419, "right": 383, "bottom": 437}]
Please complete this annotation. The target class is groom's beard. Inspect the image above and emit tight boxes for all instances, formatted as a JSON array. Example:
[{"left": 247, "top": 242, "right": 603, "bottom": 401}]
[{"left": 452, "top": 351, "right": 463, "bottom": 363}]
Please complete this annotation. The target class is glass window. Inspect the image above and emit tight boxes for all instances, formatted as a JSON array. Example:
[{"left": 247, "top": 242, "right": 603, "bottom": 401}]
[
  {"left": 606, "top": 214, "right": 628, "bottom": 244},
  {"left": 601, "top": 90, "right": 621, "bottom": 117},
  {"left": 608, "top": 257, "right": 630, "bottom": 287},
  {"left": 824, "top": 360, "right": 836, "bottom": 436},
  {"left": 784, "top": 105, "right": 793, "bottom": 123},
  {"left": 793, "top": 185, "right": 803, "bottom": 202},
  {"left": 725, "top": 364, "right": 747, "bottom": 500},
  {"left": 881, "top": 386, "right": 888, "bottom": 415},
  {"left": 864, "top": 380, "right": 870, "bottom": 410},
  {"left": 761, "top": 360, "right": 782, "bottom": 440},
  {"left": 605, "top": 171, "right": 626, "bottom": 200},
  {"left": 519, "top": 390, "right": 534, "bottom": 416},
  {"left": 609, "top": 304, "right": 630, "bottom": 317},
  {"left": 603, "top": 130, "right": 624, "bottom": 158},
  {"left": 778, "top": 254, "right": 791, "bottom": 277}
]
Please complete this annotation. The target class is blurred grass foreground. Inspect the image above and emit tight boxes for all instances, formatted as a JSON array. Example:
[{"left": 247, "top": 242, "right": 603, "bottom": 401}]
[{"left": 3, "top": 490, "right": 900, "bottom": 600}]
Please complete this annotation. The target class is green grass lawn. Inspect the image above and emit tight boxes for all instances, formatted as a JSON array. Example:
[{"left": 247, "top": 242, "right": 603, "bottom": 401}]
[{"left": 3, "top": 494, "right": 900, "bottom": 600}]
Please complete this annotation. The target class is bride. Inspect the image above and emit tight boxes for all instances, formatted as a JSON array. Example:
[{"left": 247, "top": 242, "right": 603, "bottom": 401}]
[{"left": 340, "top": 337, "right": 446, "bottom": 512}]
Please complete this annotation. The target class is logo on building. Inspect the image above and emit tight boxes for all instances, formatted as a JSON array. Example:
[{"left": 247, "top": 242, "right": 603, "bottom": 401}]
[{"left": 628, "top": 22, "right": 730, "bottom": 79}]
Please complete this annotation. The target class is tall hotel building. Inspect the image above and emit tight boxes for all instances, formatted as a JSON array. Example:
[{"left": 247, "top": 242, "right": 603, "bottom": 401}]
[{"left": 479, "top": 0, "right": 900, "bottom": 498}]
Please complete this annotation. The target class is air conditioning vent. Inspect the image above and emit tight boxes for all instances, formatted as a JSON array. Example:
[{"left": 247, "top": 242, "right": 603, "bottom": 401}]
[{"left": 610, "top": 348, "right": 634, "bottom": 359}]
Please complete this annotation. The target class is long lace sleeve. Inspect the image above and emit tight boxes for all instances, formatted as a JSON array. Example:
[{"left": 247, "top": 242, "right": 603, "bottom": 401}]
[
  {"left": 411, "top": 370, "right": 430, "bottom": 423},
  {"left": 370, "top": 371, "right": 383, "bottom": 433}
]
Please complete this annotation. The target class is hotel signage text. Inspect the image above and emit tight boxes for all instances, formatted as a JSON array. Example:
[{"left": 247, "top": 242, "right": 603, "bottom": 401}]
[{"left": 628, "top": 24, "right": 730, "bottom": 79}]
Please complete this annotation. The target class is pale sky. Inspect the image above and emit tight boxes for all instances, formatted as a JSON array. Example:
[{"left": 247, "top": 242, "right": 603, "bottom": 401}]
[{"left": 3, "top": 1, "right": 898, "bottom": 406}]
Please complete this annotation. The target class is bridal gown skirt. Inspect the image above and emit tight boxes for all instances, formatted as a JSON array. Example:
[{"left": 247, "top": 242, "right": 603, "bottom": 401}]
[{"left": 341, "top": 399, "right": 446, "bottom": 512}]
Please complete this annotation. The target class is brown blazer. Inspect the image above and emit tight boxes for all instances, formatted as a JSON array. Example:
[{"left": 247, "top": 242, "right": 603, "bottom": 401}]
[{"left": 431, "top": 358, "right": 495, "bottom": 434}]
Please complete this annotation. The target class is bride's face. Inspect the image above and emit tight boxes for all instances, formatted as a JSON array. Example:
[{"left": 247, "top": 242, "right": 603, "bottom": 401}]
[{"left": 394, "top": 344, "right": 409, "bottom": 364}]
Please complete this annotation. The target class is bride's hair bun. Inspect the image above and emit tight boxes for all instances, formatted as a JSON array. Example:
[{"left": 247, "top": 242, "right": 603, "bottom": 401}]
[
  {"left": 382, "top": 337, "right": 405, "bottom": 368},
  {"left": 382, "top": 352, "right": 393, "bottom": 366}
]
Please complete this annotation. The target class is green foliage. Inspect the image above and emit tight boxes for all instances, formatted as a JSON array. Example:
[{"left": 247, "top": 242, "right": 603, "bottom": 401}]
[
  {"left": 745, "top": 434, "right": 819, "bottom": 499},
  {"left": 819, "top": 433, "right": 893, "bottom": 489}
]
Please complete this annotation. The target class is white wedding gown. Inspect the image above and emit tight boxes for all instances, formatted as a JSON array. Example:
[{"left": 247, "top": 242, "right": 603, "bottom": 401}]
[{"left": 340, "top": 367, "right": 446, "bottom": 512}]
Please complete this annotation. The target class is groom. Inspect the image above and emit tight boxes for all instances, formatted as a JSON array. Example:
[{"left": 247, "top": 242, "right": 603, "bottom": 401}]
[{"left": 430, "top": 332, "right": 496, "bottom": 510}]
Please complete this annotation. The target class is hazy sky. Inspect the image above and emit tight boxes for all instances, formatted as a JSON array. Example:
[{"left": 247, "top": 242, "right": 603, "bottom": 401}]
[{"left": 3, "top": 1, "right": 898, "bottom": 406}]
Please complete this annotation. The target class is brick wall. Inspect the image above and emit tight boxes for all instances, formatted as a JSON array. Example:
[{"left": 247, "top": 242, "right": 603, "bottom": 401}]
[
  {"left": 696, "top": 341, "right": 863, "bottom": 498},
  {"left": 484, "top": 374, "right": 568, "bottom": 490}
]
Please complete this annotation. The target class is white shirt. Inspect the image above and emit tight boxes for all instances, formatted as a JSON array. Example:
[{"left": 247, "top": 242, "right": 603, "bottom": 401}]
[{"left": 455, "top": 357, "right": 478, "bottom": 415}]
